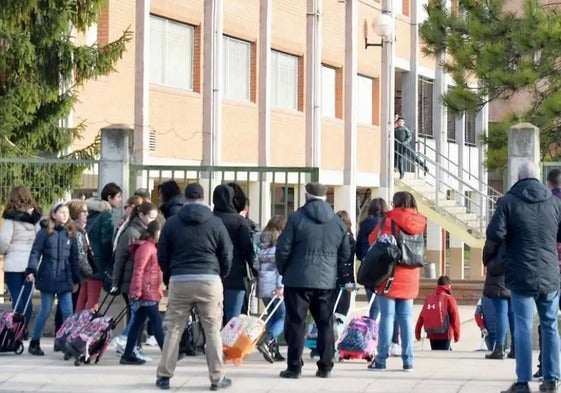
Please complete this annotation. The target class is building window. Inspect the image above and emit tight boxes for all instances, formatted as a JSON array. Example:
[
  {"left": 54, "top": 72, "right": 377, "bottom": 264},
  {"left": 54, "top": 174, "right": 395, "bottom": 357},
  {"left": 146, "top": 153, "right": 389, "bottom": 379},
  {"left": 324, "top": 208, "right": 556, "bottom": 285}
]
[
  {"left": 447, "top": 87, "right": 456, "bottom": 142},
  {"left": 223, "top": 36, "right": 251, "bottom": 101},
  {"left": 273, "top": 186, "right": 295, "bottom": 216},
  {"left": 465, "top": 111, "right": 477, "bottom": 146},
  {"left": 149, "top": 15, "right": 194, "bottom": 90},
  {"left": 418, "top": 77, "right": 434, "bottom": 137},
  {"left": 357, "top": 75, "right": 373, "bottom": 124},
  {"left": 321, "top": 65, "right": 336, "bottom": 118},
  {"left": 271, "top": 50, "right": 298, "bottom": 110}
]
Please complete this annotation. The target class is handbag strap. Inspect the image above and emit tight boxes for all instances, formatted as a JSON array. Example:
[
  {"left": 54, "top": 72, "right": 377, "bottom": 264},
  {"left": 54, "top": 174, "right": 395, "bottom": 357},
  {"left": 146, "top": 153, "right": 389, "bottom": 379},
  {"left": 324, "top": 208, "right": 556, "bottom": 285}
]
[{"left": 382, "top": 218, "right": 399, "bottom": 295}]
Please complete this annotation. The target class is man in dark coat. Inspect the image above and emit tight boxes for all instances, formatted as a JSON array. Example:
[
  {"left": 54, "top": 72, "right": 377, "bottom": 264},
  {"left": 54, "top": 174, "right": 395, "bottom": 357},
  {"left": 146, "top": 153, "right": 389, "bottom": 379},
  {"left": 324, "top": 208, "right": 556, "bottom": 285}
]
[
  {"left": 212, "top": 184, "right": 255, "bottom": 325},
  {"left": 275, "top": 182, "right": 352, "bottom": 379},
  {"left": 158, "top": 180, "right": 186, "bottom": 219},
  {"left": 487, "top": 160, "right": 561, "bottom": 393},
  {"left": 156, "top": 183, "right": 233, "bottom": 391}
]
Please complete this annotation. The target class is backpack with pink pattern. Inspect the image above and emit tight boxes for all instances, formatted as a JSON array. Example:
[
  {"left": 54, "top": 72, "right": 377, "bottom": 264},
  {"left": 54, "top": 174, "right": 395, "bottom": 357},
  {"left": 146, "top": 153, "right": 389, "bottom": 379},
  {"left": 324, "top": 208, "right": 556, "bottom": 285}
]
[{"left": 65, "top": 316, "right": 114, "bottom": 364}]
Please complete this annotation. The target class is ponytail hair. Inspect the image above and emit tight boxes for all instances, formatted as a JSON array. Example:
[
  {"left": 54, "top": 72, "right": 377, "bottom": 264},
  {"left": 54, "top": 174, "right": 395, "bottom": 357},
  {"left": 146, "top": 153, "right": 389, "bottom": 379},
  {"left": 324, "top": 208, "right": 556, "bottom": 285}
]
[{"left": 129, "top": 201, "right": 157, "bottom": 220}]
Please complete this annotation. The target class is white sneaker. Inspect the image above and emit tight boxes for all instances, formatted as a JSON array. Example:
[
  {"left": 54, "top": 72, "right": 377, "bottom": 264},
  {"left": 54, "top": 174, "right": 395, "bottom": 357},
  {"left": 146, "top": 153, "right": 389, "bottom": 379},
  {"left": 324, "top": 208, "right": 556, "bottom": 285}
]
[
  {"left": 145, "top": 335, "right": 158, "bottom": 346},
  {"left": 389, "top": 343, "right": 402, "bottom": 357},
  {"left": 111, "top": 335, "right": 127, "bottom": 353},
  {"left": 134, "top": 347, "right": 152, "bottom": 362}
]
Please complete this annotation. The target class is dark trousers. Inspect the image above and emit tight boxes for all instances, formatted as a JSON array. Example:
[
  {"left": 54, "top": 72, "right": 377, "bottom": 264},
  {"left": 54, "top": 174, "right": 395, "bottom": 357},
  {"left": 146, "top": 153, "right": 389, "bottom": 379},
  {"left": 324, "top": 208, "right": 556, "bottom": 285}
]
[
  {"left": 284, "top": 287, "right": 334, "bottom": 372},
  {"left": 430, "top": 339, "right": 451, "bottom": 350},
  {"left": 124, "top": 304, "right": 164, "bottom": 357}
]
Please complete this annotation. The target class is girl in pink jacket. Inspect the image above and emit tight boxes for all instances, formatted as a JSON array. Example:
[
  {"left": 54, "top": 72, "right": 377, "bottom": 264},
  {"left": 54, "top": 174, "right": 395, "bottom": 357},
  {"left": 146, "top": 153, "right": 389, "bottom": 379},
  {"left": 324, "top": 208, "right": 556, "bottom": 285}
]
[{"left": 120, "top": 221, "right": 164, "bottom": 365}]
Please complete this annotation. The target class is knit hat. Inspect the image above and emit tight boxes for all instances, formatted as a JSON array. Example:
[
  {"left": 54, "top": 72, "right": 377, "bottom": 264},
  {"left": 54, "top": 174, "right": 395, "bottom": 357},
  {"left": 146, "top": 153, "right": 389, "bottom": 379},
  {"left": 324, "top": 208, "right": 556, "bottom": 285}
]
[
  {"left": 184, "top": 183, "right": 204, "bottom": 200},
  {"left": 305, "top": 182, "right": 327, "bottom": 197}
]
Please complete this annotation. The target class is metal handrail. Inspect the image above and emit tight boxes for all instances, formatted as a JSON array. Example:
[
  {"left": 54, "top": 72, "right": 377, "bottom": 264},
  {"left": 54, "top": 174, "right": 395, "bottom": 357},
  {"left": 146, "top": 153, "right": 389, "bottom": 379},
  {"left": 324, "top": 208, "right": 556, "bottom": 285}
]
[
  {"left": 415, "top": 138, "right": 503, "bottom": 201},
  {"left": 395, "top": 144, "right": 501, "bottom": 236}
]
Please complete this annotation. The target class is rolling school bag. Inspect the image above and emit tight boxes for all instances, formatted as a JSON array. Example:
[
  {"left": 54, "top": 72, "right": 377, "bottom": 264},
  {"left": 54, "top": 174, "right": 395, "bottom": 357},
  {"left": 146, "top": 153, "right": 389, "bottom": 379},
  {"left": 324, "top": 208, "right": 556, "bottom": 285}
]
[
  {"left": 221, "top": 296, "right": 283, "bottom": 365},
  {"left": 63, "top": 298, "right": 128, "bottom": 366},
  {"left": 0, "top": 282, "right": 33, "bottom": 355},
  {"left": 337, "top": 294, "right": 378, "bottom": 362}
]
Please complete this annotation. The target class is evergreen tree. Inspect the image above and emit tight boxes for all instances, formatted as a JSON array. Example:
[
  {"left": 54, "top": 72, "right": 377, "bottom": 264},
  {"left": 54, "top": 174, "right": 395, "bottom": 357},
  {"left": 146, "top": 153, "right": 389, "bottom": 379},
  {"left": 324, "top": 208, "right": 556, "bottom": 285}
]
[
  {"left": 0, "top": 0, "right": 131, "bottom": 207},
  {"left": 420, "top": 0, "right": 561, "bottom": 171}
]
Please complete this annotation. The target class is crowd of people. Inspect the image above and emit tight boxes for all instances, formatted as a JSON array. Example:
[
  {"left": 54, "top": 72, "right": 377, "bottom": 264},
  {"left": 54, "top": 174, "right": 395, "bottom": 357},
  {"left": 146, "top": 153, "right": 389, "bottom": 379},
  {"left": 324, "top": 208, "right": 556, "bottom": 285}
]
[{"left": 2, "top": 159, "right": 561, "bottom": 393}]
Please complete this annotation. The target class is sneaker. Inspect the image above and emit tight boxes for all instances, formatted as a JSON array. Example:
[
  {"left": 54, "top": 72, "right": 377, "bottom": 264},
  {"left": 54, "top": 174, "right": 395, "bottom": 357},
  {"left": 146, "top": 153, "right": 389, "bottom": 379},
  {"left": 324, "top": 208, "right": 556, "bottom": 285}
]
[
  {"left": 279, "top": 369, "right": 301, "bottom": 379},
  {"left": 145, "top": 335, "right": 158, "bottom": 346},
  {"left": 155, "top": 377, "right": 170, "bottom": 390},
  {"left": 500, "top": 382, "right": 531, "bottom": 393},
  {"left": 540, "top": 380, "right": 561, "bottom": 393},
  {"left": 257, "top": 341, "right": 274, "bottom": 364},
  {"left": 535, "top": 370, "right": 544, "bottom": 380},
  {"left": 403, "top": 365, "right": 414, "bottom": 372},
  {"left": 134, "top": 347, "right": 152, "bottom": 362},
  {"left": 389, "top": 343, "right": 402, "bottom": 357},
  {"left": 367, "top": 361, "right": 386, "bottom": 371},
  {"left": 210, "top": 377, "right": 232, "bottom": 391},
  {"left": 111, "top": 335, "right": 126, "bottom": 352},
  {"left": 119, "top": 355, "right": 146, "bottom": 365}
]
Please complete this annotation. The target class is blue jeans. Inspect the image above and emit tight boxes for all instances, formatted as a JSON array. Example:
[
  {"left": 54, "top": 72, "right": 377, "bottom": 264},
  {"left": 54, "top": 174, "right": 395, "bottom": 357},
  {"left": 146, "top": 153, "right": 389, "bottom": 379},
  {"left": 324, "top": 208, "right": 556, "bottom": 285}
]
[
  {"left": 32, "top": 291, "right": 72, "bottom": 341},
  {"left": 511, "top": 291, "right": 560, "bottom": 383},
  {"left": 491, "top": 297, "right": 514, "bottom": 349},
  {"left": 223, "top": 289, "right": 245, "bottom": 324},
  {"left": 4, "top": 272, "right": 33, "bottom": 324},
  {"left": 365, "top": 288, "right": 379, "bottom": 320},
  {"left": 262, "top": 297, "right": 286, "bottom": 340},
  {"left": 375, "top": 295, "right": 414, "bottom": 367},
  {"left": 124, "top": 304, "right": 164, "bottom": 357}
]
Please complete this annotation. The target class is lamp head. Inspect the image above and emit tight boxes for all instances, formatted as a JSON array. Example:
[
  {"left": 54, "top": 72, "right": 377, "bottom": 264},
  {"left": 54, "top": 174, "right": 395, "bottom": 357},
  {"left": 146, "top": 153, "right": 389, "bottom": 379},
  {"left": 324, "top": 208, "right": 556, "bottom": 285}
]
[{"left": 373, "top": 13, "right": 394, "bottom": 39}]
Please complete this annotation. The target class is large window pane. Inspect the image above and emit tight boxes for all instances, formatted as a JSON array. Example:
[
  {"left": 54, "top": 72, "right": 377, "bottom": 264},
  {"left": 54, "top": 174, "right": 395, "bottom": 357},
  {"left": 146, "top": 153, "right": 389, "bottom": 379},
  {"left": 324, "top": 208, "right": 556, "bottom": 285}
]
[
  {"left": 357, "top": 75, "right": 373, "bottom": 124},
  {"left": 223, "top": 36, "right": 250, "bottom": 101},
  {"left": 271, "top": 50, "right": 298, "bottom": 110},
  {"left": 149, "top": 15, "right": 193, "bottom": 90},
  {"left": 321, "top": 65, "right": 336, "bottom": 118},
  {"left": 418, "top": 77, "right": 433, "bottom": 137}
]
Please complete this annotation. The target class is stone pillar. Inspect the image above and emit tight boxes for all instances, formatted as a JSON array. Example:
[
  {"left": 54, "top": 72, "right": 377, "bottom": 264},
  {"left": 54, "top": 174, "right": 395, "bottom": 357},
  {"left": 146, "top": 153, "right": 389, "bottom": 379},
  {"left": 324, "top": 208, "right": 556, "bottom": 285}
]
[
  {"left": 426, "top": 221, "right": 443, "bottom": 278},
  {"left": 507, "top": 123, "right": 540, "bottom": 189},
  {"left": 248, "top": 178, "right": 272, "bottom": 229},
  {"left": 448, "top": 236, "right": 464, "bottom": 280},
  {"left": 334, "top": 186, "right": 357, "bottom": 229},
  {"left": 258, "top": 0, "right": 271, "bottom": 166},
  {"left": 469, "top": 247, "right": 484, "bottom": 280},
  {"left": 305, "top": 0, "right": 322, "bottom": 167},
  {"left": 99, "top": 126, "right": 133, "bottom": 201}
]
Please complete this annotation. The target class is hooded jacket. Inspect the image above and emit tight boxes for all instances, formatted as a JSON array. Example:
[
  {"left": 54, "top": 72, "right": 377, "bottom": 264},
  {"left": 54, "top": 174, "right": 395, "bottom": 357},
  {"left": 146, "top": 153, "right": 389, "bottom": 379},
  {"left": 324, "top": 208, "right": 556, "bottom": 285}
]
[
  {"left": 486, "top": 178, "right": 561, "bottom": 295},
  {"left": 26, "top": 222, "right": 81, "bottom": 294},
  {"left": 212, "top": 185, "right": 255, "bottom": 290},
  {"left": 254, "top": 231, "right": 283, "bottom": 298},
  {"left": 356, "top": 215, "right": 383, "bottom": 261},
  {"left": 275, "top": 198, "right": 352, "bottom": 290},
  {"left": 112, "top": 217, "right": 146, "bottom": 293},
  {"left": 129, "top": 239, "right": 163, "bottom": 301},
  {"left": 158, "top": 202, "right": 233, "bottom": 283},
  {"left": 160, "top": 194, "right": 185, "bottom": 219},
  {"left": 0, "top": 210, "right": 41, "bottom": 272},
  {"left": 368, "top": 207, "right": 427, "bottom": 300},
  {"left": 415, "top": 284, "right": 461, "bottom": 342},
  {"left": 85, "top": 198, "right": 114, "bottom": 280},
  {"left": 482, "top": 239, "right": 510, "bottom": 299}
]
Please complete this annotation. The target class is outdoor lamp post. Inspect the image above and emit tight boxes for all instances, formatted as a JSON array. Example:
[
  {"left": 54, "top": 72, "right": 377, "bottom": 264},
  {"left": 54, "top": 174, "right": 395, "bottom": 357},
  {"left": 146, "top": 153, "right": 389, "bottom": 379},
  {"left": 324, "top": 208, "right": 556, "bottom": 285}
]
[{"left": 365, "top": 6, "right": 395, "bottom": 202}]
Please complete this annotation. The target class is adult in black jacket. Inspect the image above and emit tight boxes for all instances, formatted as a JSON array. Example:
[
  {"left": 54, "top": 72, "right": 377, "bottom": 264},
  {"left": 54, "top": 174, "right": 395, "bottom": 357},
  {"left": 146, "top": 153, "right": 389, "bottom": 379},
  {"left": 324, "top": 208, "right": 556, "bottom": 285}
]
[
  {"left": 486, "top": 160, "right": 561, "bottom": 393},
  {"left": 275, "top": 182, "right": 351, "bottom": 379},
  {"left": 212, "top": 184, "right": 256, "bottom": 324},
  {"left": 158, "top": 180, "right": 185, "bottom": 219},
  {"left": 482, "top": 239, "right": 514, "bottom": 360},
  {"left": 156, "top": 183, "right": 234, "bottom": 391}
]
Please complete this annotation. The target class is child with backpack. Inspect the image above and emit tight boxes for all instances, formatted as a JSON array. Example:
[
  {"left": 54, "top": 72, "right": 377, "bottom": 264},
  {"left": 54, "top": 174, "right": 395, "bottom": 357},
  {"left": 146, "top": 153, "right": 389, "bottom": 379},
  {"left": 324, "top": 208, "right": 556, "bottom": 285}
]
[{"left": 415, "top": 275, "right": 460, "bottom": 350}]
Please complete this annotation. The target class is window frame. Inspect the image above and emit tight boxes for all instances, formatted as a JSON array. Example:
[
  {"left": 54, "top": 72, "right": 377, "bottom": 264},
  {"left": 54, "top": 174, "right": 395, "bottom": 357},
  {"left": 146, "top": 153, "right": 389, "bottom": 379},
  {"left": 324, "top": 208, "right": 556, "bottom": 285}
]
[
  {"left": 357, "top": 74, "right": 374, "bottom": 125},
  {"left": 418, "top": 76, "right": 434, "bottom": 138},
  {"left": 222, "top": 35, "right": 252, "bottom": 101},
  {"left": 270, "top": 49, "right": 300, "bottom": 110}
]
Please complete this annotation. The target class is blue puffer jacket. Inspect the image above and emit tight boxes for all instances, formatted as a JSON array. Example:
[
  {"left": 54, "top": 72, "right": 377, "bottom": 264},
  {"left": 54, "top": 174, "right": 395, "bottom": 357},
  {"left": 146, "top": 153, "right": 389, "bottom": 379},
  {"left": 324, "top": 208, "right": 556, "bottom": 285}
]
[{"left": 26, "top": 223, "right": 80, "bottom": 294}]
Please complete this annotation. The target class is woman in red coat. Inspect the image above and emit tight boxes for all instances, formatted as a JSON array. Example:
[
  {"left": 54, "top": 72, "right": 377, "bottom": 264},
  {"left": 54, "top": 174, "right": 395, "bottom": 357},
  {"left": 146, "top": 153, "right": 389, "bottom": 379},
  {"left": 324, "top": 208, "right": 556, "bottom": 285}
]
[
  {"left": 367, "top": 191, "right": 427, "bottom": 371},
  {"left": 120, "top": 221, "right": 165, "bottom": 365}
]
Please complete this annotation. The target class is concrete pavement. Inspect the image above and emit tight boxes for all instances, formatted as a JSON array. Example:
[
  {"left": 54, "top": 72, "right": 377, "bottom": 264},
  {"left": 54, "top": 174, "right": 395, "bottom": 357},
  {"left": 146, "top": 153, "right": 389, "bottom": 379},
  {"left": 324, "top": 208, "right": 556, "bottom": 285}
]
[{"left": 0, "top": 305, "right": 541, "bottom": 393}]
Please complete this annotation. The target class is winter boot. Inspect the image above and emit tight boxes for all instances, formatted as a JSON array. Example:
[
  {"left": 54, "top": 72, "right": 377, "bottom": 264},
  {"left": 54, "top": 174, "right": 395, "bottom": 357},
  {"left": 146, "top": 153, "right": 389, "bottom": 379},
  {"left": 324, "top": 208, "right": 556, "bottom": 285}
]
[
  {"left": 28, "top": 340, "right": 45, "bottom": 356},
  {"left": 257, "top": 337, "right": 274, "bottom": 364},
  {"left": 507, "top": 341, "right": 515, "bottom": 359},
  {"left": 485, "top": 344, "right": 505, "bottom": 360},
  {"left": 272, "top": 340, "right": 285, "bottom": 362}
]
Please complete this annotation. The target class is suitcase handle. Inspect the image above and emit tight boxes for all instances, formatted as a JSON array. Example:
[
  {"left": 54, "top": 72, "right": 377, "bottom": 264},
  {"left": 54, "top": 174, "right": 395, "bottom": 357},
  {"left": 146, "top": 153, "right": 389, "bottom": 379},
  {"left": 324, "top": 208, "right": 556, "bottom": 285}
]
[
  {"left": 258, "top": 296, "right": 284, "bottom": 324},
  {"left": 13, "top": 281, "right": 34, "bottom": 316}
]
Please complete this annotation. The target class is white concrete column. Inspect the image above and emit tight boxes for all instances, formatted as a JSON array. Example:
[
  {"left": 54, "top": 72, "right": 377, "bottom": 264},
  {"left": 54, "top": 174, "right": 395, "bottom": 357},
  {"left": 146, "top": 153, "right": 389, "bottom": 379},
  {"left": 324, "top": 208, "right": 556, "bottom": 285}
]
[
  {"left": 400, "top": 0, "right": 420, "bottom": 138},
  {"left": 426, "top": 221, "right": 443, "bottom": 278},
  {"left": 258, "top": 0, "right": 271, "bottom": 166},
  {"left": 305, "top": 0, "right": 322, "bottom": 168},
  {"left": 507, "top": 123, "right": 540, "bottom": 189},
  {"left": 455, "top": 112, "right": 466, "bottom": 199},
  {"left": 448, "top": 236, "right": 464, "bottom": 280},
  {"left": 432, "top": 56, "right": 447, "bottom": 206},
  {"left": 343, "top": 0, "right": 357, "bottom": 228},
  {"left": 202, "top": 0, "right": 224, "bottom": 166},
  {"left": 99, "top": 126, "right": 133, "bottom": 200},
  {"left": 476, "top": 104, "right": 489, "bottom": 221},
  {"left": 248, "top": 178, "right": 272, "bottom": 229},
  {"left": 133, "top": 0, "right": 150, "bottom": 163},
  {"left": 334, "top": 186, "right": 356, "bottom": 228}
]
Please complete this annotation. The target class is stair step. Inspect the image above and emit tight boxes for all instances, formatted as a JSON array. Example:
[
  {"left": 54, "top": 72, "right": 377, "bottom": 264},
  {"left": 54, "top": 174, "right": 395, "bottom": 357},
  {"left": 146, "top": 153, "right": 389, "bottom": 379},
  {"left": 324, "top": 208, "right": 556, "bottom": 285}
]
[{"left": 442, "top": 205, "right": 468, "bottom": 214}]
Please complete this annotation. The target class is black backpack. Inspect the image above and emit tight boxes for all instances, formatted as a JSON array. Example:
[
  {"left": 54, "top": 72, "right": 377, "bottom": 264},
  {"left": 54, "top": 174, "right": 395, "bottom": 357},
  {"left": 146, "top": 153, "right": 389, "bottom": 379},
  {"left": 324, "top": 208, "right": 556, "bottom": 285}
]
[{"left": 179, "top": 309, "right": 206, "bottom": 356}]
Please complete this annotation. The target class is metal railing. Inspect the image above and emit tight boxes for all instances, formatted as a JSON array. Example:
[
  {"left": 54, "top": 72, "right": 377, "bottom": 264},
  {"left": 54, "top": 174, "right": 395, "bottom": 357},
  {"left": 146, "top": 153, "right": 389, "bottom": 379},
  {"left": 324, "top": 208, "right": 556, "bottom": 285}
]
[
  {"left": 396, "top": 143, "right": 502, "bottom": 237},
  {"left": 130, "top": 165, "right": 319, "bottom": 227}
]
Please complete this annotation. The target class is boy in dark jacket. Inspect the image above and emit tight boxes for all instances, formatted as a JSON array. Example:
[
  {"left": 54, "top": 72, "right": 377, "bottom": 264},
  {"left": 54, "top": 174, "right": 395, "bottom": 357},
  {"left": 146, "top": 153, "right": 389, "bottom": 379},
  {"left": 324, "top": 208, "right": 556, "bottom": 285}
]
[{"left": 415, "top": 276, "right": 460, "bottom": 350}]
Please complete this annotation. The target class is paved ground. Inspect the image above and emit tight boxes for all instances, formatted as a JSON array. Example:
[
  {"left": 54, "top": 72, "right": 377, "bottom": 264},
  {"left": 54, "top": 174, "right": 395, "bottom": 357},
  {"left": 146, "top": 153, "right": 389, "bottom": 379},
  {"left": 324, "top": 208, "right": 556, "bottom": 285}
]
[{"left": 0, "top": 304, "right": 542, "bottom": 393}]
